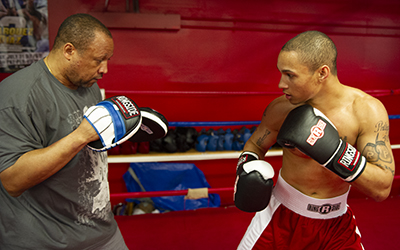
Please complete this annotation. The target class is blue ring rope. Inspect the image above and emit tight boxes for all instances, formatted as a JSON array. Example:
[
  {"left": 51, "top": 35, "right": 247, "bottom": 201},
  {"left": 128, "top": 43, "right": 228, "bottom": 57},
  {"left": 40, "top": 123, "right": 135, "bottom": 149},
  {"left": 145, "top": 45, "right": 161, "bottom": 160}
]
[
  {"left": 389, "top": 115, "right": 400, "bottom": 119},
  {"left": 170, "top": 115, "right": 399, "bottom": 127},
  {"left": 169, "top": 121, "right": 260, "bottom": 127}
]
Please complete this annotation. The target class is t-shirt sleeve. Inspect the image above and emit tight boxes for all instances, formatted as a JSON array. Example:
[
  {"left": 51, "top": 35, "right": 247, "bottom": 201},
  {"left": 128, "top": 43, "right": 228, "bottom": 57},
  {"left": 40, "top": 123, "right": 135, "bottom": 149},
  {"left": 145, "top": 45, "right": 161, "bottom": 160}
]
[{"left": 0, "top": 106, "right": 45, "bottom": 173}]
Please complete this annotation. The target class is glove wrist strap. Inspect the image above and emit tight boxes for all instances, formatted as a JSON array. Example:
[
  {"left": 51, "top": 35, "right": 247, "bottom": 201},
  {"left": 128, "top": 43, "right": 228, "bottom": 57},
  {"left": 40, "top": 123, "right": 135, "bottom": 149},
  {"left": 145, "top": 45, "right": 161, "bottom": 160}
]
[
  {"left": 325, "top": 141, "right": 367, "bottom": 182},
  {"left": 239, "top": 151, "right": 259, "bottom": 160},
  {"left": 237, "top": 151, "right": 259, "bottom": 175}
]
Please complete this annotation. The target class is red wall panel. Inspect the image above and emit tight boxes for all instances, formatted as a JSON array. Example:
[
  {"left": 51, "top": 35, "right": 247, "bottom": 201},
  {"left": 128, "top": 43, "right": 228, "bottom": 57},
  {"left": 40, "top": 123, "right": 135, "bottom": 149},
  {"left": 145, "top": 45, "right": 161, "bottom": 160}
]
[
  {"left": 16, "top": 2, "right": 398, "bottom": 245},
  {"left": 1, "top": 0, "right": 399, "bottom": 133}
]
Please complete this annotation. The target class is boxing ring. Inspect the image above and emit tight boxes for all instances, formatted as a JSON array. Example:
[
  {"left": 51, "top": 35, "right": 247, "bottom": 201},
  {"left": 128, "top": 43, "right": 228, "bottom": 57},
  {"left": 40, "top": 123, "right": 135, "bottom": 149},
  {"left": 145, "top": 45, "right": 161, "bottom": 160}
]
[
  {"left": 107, "top": 88, "right": 400, "bottom": 250},
  {"left": 112, "top": 151, "right": 400, "bottom": 250},
  {"left": 112, "top": 148, "right": 400, "bottom": 250}
]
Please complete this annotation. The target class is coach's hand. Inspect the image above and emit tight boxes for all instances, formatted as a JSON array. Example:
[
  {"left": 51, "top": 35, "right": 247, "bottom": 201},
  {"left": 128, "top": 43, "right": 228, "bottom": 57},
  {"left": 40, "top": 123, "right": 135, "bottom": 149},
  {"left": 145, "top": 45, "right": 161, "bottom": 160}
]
[{"left": 84, "top": 96, "right": 142, "bottom": 151}]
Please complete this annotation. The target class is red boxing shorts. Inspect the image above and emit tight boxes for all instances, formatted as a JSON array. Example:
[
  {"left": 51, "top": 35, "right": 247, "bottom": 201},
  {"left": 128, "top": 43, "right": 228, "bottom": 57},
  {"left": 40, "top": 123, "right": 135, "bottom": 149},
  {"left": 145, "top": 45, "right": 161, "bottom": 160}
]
[{"left": 237, "top": 173, "right": 364, "bottom": 250}]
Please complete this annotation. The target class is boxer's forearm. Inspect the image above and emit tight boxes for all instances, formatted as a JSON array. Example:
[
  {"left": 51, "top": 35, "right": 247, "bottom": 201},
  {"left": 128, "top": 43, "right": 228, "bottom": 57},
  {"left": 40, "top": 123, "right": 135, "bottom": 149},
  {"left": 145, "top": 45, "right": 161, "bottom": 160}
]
[
  {"left": 243, "top": 125, "right": 278, "bottom": 160},
  {"left": 351, "top": 162, "right": 394, "bottom": 202},
  {"left": 243, "top": 139, "right": 267, "bottom": 160}
]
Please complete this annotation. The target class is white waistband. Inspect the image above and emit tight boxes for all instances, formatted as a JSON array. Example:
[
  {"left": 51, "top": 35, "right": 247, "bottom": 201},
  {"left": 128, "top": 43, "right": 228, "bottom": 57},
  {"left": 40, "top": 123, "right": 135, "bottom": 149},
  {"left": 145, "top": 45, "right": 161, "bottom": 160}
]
[{"left": 273, "top": 173, "right": 349, "bottom": 219}]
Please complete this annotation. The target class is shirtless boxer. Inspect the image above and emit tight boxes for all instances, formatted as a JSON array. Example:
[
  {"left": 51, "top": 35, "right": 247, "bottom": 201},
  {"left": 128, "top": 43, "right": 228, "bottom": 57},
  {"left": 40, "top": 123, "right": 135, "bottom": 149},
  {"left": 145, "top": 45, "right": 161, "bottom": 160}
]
[{"left": 235, "top": 31, "right": 395, "bottom": 249}]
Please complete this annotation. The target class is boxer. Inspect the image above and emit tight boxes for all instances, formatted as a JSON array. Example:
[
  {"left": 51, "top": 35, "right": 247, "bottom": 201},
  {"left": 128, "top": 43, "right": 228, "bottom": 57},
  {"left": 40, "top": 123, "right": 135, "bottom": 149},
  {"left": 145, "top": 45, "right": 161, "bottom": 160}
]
[{"left": 235, "top": 31, "right": 394, "bottom": 249}]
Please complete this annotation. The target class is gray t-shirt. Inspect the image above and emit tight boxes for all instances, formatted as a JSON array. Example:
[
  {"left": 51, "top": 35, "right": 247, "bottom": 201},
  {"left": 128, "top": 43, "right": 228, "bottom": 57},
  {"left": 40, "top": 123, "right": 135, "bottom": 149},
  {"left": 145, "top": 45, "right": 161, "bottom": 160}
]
[{"left": 0, "top": 60, "right": 120, "bottom": 249}]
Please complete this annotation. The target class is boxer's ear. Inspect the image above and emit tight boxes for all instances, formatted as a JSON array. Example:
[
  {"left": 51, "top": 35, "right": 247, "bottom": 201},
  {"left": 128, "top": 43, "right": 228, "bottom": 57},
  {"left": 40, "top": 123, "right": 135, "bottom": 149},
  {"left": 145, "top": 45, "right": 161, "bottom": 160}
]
[{"left": 318, "top": 65, "right": 330, "bottom": 82}]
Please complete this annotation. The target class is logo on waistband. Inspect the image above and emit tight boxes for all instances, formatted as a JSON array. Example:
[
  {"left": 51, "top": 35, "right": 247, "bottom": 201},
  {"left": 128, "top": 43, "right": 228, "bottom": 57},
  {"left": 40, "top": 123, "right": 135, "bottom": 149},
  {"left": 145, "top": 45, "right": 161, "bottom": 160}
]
[{"left": 307, "top": 202, "right": 341, "bottom": 215}]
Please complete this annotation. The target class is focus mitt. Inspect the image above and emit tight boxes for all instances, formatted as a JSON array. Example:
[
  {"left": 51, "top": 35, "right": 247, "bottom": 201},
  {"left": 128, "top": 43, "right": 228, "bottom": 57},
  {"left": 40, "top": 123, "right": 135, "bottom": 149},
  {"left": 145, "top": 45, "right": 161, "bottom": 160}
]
[
  {"left": 128, "top": 107, "right": 169, "bottom": 143},
  {"left": 84, "top": 96, "right": 142, "bottom": 151}
]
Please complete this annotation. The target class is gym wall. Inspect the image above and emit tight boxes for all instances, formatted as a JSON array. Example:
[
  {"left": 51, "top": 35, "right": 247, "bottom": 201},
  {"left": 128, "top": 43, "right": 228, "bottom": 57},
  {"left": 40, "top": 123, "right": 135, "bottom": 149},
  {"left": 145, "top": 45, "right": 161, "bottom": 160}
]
[
  {"left": 1, "top": 0, "right": 399, "bottom": 140},
  {"left": 4, "top": 2, "right": 397, "bottom": 248}
]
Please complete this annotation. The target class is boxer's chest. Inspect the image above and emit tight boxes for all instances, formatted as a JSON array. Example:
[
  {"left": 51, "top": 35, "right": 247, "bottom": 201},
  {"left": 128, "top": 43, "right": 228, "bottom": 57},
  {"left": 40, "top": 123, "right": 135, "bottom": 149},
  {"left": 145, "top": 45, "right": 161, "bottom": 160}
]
[{"left": 323, "top": 107, "right": 359, "bottom": 146}]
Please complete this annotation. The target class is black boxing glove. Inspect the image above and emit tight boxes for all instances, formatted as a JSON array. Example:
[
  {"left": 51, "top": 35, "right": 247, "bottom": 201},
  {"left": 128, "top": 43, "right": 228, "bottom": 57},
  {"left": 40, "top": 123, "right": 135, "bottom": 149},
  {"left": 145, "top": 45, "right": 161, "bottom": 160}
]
[
  {"left": 162, "top": 129, "right": 178, "bottom": 153},
  {"left": 234, "top": 152, "right": 275, "bottom": 212},
  {"left": 276, "top": 104, "right": 366, "bottom": 182}
]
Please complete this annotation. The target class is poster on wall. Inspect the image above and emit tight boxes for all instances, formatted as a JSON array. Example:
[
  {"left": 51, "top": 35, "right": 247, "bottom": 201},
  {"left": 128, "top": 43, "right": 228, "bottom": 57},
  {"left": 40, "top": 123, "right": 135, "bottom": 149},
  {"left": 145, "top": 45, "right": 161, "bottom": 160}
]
[{"left": 0, "top": 0, "right": 48, "bottom": 73}]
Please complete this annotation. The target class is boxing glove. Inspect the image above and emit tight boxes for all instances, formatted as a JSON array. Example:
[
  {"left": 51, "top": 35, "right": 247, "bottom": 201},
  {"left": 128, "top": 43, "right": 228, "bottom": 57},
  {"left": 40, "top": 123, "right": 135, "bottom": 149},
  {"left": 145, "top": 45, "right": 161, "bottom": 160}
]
[
  {"left": 276, "top": 104, "right": 366, "bottom": 182},
  {"left": 217, "top": 128, "right": 225, "bottom": 151},
  {"left": 84, "top": 96, "right": 142, "bottom": 151},
  {"left": 224, "top": 129, "right": 234, "bottom": 150},
  {"left": 242, "top": 127, "right": 252, "bottom": 144},
  {"left": 175, "top": 127, "right": 190, "bottom": 152},
  {"left": 234, "top": 152, "right": 275, "bottom": 212},
  {"left": 196, "top": 129, "right": 209, "bottom": 152},
  {"left": 162, "top": 129, "right": 178, "bottom": 153},
  {"left": 232, "top": 129, "right": 244, "bottom": 151},
  {"left": 138, "top": 141, "right": 150, "bottom": 154},
  {"left": 185, "top": 127, "right": 198, "bottom": 150},
  {"left": 149, "top": 138, "right": 163, "bottom": 152},
  {"left": 206, "top": 129, "right": 218, "bottom": 151},
  {"left": 175, "top": 127, "right": 198, "bottom": 152}
]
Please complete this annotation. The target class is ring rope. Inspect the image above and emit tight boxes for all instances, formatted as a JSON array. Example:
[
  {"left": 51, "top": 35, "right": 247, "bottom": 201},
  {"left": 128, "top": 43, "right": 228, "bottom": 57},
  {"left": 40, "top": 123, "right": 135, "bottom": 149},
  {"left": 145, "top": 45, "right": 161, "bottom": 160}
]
[
  {"left": 107, "top": 89, "right": 400, "bottom": 97},
  {"left": 169, "top": 115, "right": 400, "bottom": 127}
]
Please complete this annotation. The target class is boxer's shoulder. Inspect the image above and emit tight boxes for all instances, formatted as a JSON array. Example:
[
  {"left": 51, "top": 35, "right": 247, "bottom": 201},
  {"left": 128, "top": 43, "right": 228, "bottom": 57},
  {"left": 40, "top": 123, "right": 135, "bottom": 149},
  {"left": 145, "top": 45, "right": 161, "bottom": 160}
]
[
  {"left": 346, "top": 86, "right": 389, "bottom": 127},
  {"left": 344, "top": 85, "right": 382, "bottom": 108},
  {"left": 263, "top": 97, "right": 300, "bottom": 124}
]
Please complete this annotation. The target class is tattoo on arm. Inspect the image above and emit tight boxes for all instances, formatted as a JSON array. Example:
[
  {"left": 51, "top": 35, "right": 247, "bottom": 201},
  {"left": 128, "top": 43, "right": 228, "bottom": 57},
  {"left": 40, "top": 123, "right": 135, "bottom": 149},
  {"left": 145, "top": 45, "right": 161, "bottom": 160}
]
[
  {"left": 363, "top": 141, "right": 392, "bottom": 163},
  {"left": 374, "top": 120, "right": 389, "bottom": 133},
  {"left": 256, "top": 129, "right": 271, "bottom": 147},
  {"left": 376, "top": 163, "right": 395, "bottom": 176},
  {"left": 361, "top": 128, "right": 394, "bottom": 176},
  {"left": 362, "top": 136, "right": 393, "bottom": 163}
]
